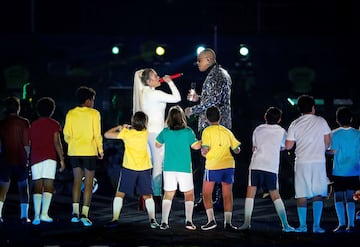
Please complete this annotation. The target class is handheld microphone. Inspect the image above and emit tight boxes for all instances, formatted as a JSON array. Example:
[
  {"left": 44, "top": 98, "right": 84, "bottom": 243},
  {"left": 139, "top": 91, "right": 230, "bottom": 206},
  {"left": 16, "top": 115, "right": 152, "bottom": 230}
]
[{"left": 159, "top": 73, "right": 183, "bottom": 83}]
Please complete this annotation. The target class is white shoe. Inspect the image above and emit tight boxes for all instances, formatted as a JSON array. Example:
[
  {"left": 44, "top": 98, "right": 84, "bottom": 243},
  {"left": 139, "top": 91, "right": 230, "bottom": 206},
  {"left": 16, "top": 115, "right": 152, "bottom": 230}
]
[
  {"left": 40, "top": 215, "right": 53, "bottom": 223},
  {"left": 32, "top": 218, "right": 40, "bottom": 225}
]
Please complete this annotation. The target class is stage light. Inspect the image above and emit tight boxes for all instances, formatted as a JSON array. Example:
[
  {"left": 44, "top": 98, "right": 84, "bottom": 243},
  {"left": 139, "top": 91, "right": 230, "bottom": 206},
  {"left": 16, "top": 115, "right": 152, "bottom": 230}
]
[
  {"left": 196, "top": 46, "right": 205, "bottom": 55},
  {"left": 238, "top": 44, "right": 250, "bottom": 60},
  {"left": 155, "top": 45, "right": 166, "bottom": 56},
  {"left": 287, "top": 98, "right": 325, "bottom": 106},
  {"left": 111, "top": 44, "right": 123, "bottom": 55}
]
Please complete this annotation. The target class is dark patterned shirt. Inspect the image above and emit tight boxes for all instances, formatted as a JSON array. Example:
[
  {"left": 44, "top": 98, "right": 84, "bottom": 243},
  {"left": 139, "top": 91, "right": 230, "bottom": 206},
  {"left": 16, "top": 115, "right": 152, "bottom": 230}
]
[{"left": 190, "top": 64, "right": 232, "bottom": 131}]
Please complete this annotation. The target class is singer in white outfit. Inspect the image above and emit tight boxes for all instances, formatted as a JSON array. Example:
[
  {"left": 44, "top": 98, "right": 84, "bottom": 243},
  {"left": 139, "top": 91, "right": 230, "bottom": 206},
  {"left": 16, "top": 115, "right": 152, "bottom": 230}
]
[{"left": 133, "top": 68, "right": 181, "bottom": 204}]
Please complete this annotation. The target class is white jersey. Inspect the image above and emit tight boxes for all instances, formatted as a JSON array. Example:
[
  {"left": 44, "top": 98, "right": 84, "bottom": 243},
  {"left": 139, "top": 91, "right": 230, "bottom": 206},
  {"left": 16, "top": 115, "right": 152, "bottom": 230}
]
[
  {"left": 287, "top": 114, "right": 331, "bottom": 163},
  {"left": 249, "top": 124, "right": 286, "bottom": 174}
]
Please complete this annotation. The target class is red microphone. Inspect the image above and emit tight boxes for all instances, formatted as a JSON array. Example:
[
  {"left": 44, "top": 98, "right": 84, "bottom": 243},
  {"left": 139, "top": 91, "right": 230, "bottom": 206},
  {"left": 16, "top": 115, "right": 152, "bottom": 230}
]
[{"left": 159, "top": 73, "right": 183, "bottom": 83}]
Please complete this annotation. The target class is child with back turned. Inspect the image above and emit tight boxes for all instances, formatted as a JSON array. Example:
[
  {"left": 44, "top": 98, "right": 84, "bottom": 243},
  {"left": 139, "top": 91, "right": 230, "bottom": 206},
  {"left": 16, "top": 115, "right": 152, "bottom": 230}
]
[
  {"left": 237, "top": 106, "right": 294, "bottom": 232},
  {"left": 329, "top": 106, "right": 360, "bottom": 233},
  {"left": 155, "top": 105, "right": 201, "bottom": 230},
  {"left": 103, "top": 111, "right": 159, "bottom": 229},
  {"left": 200, "top": 106, "right": 241, "bottom": 231}
]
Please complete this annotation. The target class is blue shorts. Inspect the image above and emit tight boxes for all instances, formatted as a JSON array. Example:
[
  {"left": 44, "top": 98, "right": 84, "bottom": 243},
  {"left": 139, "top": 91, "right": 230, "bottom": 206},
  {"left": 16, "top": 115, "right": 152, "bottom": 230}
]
[
  {"left": 203, "top": 168, "right": 234, "bottom": 184},
  {"left": 117, "top": 167, "right": 153, "bottom": 196},
  {"left": 0, "top": 165, "right": 29, "bottom": 182},
  {"left": 249, "top": 169, "right": 277, "bottom": 190},
  {"left": 69, "top": 156, "right": 97, "bottom": 171}
]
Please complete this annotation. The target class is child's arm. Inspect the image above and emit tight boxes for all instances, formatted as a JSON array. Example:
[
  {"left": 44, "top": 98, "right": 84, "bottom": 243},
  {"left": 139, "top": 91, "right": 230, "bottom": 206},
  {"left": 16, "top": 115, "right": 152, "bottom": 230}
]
[
  {"left": 191, "top": 140, "right": 202, "bottom": 150},
  {"left": 233, "top": 145, "right": 241, "bottom": 154},
  {"left": 201, "top": 146, "right": 209, "bottom": 157},
  {"left": 104, "top": 124, "right": 129, "bottom": 139}
]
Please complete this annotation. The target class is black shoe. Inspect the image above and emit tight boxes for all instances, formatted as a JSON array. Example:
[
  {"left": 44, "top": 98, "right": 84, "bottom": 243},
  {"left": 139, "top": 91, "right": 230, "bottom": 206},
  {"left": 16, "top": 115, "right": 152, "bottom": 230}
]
[
  {"left": 333, "top": 225, "right": 346, "bottom": 233},
  {"left": 21, "top": 217, "right": 31, "bottom": 224},
  {"left": 201, "top": 220, "right": 217, "bottom": 230},
  {"left": 224, "top": 223, "right": 238, "bottom": 231},
  {"left": 346, "top": 226, "right": 355, "bottom": 233},
  {"left": 104, "top": 220, "right": 120, "bottom": 228}
]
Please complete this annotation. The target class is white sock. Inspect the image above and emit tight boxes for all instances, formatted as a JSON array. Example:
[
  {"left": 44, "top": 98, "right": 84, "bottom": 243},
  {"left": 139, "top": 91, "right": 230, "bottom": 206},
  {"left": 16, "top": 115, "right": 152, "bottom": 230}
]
[
  {"left": 243, "top": 198, "right": 254, "bottom": 227},
  {"left": 224, "top": 211, "right": 232, "bottom": 225},
  {"left": 145, "top": 198, "right": 156, "bottom": 221},
  {"left": 334, "top": 201, "right": 346, "bottom": 226},
  {"left": 112, "top": 197, "right": 123, "bottom": 221},
  {"left": 297, "top": 206, "right": 307, "bottom": 228},
  {"left": 185, "top": 201, "right": 194, "bottom": 223},
  {"left": 346, "top": 202, "right": 355, "bottom": 227},
  {"left": 72, "top": 203, "right": 80, "bottom": 215},
  {"left": 20, "top": 203, "right": 29, "bottom": 219},
  {"left": 41, "top": 192, "right": 52, "bottom": 217},
  {"left": 312, "top": 201, "right": 323, "bottom": 228},
  {"left": 205, "top": 208, "right": 215, "bottom": 222},
  {"left": 33, "top": 194, "right": 42, "bottom": 219},
  {"left": 273, "top": 198, "right": 289, "bottom": 228},
  {"left": 0, "top": 201, "right": 3, "bottom": 218},
  {"left": 161, "top": 199, "right": 172, "bottom": 224},
  {"left": 82, "top": 205, "right": 90, "bottom": 217}
]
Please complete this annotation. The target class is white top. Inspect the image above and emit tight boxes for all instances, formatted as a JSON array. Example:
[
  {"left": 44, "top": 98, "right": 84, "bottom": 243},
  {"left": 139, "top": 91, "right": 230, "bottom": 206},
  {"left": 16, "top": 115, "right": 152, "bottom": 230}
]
[
  {"left": 287, "top": 114, "right": 331, "bottom": 163},
  {"left": 249, "top": 124, "right": 286, "bottom": 174},
  {"left": 141, "top": 81, "right": 181, "bottom": 132}
]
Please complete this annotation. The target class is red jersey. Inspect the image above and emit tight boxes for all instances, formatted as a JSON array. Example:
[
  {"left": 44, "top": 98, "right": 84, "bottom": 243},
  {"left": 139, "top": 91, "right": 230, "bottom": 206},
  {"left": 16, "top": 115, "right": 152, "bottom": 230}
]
[
  {"left": 30, "top": 117, "right": 61, "bottom": 165},
  {"left": 0, "top": 114, "right": 30, "bottom": 167}
]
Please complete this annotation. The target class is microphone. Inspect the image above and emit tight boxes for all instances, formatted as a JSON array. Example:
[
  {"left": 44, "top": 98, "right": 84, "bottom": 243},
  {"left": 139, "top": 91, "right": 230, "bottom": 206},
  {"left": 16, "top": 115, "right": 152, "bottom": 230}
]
[{"left": 159, "top": 73, "right": 183, "bottom": 83}]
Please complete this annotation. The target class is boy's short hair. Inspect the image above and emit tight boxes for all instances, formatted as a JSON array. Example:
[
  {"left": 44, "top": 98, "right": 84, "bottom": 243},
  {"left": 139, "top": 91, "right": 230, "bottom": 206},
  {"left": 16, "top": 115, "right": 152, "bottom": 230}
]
[
  {"left": 265, "top": 107, "right": 282, "bottom": 124},
  {"left": 76, "top": 86, "right": 96, "bottom": 105},
  {"left": 336, "top": 106, "right": 352, "bottom": 126},
  {"left": 132, "top": 111, "right": 148, "bottom": 131},
  {"left": 206, "top": 106, "right": 220, "bottom": 123},
  {"left": 297, "top": 94, "right": 315, "bottom": 114},
  {"left": 3, "top": 96, "right": 20, "bottom": 114},
  {"left": 36, "top": 97, "right": 56, "bottom": 117}
]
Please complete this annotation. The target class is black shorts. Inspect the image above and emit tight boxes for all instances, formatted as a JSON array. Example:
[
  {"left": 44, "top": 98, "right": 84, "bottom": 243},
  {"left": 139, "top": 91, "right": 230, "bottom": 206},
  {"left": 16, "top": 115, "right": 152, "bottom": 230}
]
[
  {"left": 69, "top": 156, "right": 97, "bottom": 171},
  {"left": 0, "top": 164, "right": 29, "bottom": 182},
  {"left": 332, "top": 176, "right": 360, "bottom": 192}
]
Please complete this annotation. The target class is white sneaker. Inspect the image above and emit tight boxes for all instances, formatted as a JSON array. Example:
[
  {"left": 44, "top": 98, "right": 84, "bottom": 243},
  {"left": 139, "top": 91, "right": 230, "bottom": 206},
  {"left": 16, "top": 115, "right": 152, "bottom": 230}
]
[
  {"left": 40, "top": 215, "right": 53, "bottom": 223},
  {"left": 32, "top": 218, "right": 40, "bottom": 225}
]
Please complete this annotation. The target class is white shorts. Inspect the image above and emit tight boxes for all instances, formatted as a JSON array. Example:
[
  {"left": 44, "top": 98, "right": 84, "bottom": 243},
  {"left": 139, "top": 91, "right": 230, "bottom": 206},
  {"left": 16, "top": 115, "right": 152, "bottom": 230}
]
[
  {"left": 31, "top": 159, "right": 57, "bottom": 180},
  {"left": 294, "top": 161, "right": 328, "bottom": 199},
  {"left": 163, "top": 171, "right": 194, "bottom": 192}
]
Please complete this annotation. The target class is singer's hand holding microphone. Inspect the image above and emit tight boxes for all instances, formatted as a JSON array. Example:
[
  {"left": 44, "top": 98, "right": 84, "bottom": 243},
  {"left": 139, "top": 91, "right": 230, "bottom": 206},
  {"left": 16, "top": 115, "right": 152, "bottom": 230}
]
[{"left": 159, "top": 73, "right": 183, "bottom": 83}]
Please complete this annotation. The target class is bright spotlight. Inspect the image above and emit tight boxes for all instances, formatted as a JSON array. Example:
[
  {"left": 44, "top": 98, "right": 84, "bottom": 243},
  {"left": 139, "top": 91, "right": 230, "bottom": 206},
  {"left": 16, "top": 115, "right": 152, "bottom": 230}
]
[
  {"left": 155, "top": 45, "right": 166, "bottom": 56},
  {"left": 239, "top": 46, "right": 249, "bottom": 56},
  {"left": 112, "top": 46, "right": 120, "bottom": 55},
  {"left": 196, "top": 46, "right": 205, "bottom": 55}
]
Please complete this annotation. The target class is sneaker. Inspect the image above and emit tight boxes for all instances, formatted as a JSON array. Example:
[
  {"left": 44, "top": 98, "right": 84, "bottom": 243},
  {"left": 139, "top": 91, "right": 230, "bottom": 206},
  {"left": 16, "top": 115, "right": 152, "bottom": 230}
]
[
  {"left": 185, "top": 221, "right": 196, "bottom": 231},
  {"left": 282, "top": 226, "right": 295, "bottom": 232},
  {"left": 71, "top": 214, "right": 80, "bottom": 223},
  {"left": 21, "top": 217, "right": 31, "bottom": 224},
  {"left": 294, "top": 226, "right": 307, "bottom": 233},
  {"left": 160, "top": 222, "right": 169, "bottom": 230},
  {"left": 313, "top": 226, "right": 325, "bottom": 233},
  {"left": 224, "top": 223, "right": 238, "bottom": 231},
  {"left": 80, "top": 215, "right": 92, "bottom": 227},
  {"left": 333, "top": 225, "right": 346, "bottom": 233},
  {"left": 237, "top": 224, "right": 251, "bottom": 231},
  {"left": 32, "top": 218, "right": 40, "bottom": 225},
  {"left": 201, "top": 220, "right": 217, "bottom": 230},
  {"left": 346, "top": 226, "right": 355, "bottom": 233},
  {"left": 40, "top": 215, "right": 53, "bottom": 223},
  {"left": 104, "top": 220, "right": 120, "bottom": 228},
  {"left": 150, "top": 219, "right": 159, "bottom": 229}
]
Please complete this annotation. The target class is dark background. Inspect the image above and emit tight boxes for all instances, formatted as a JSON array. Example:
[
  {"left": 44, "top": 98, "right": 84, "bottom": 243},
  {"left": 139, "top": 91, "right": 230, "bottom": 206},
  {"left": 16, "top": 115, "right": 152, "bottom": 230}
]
[{"left": 1, "top": 0, "right": 359, "bottom": 196}]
